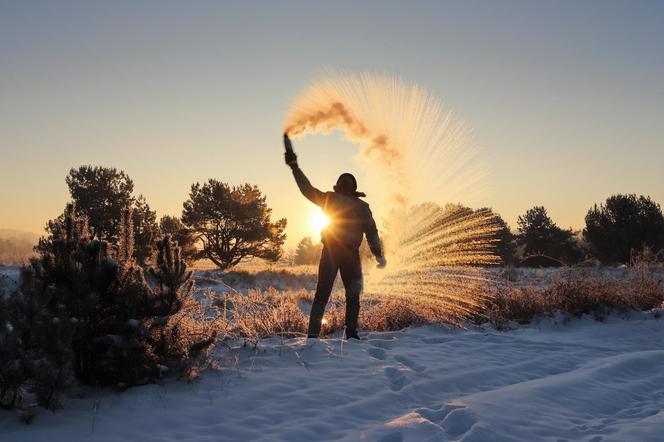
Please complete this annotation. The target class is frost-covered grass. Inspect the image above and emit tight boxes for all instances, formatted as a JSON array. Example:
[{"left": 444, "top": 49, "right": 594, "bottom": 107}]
[
  {"left": 484, "top": 261, "right": 664, "bottom": 329},
  {"left": 192, "top": 259, "right": 664, "bottom": 345},
  {"left": 4, "top": 262, "right": 663, "bottom": 345}
]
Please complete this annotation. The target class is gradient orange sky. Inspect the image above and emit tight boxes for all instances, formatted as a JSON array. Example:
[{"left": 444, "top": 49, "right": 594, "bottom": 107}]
[{"left": 1, "top": 2, "right": 663, "bottom": 247}]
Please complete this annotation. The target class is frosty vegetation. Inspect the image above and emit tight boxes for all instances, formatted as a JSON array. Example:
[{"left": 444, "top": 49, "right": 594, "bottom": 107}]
[{"left": 0, "top": 204, "right": 218, "bottom": 410}]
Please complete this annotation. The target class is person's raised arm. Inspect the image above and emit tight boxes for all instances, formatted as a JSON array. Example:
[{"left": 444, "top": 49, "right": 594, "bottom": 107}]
[{"left": 284, "top": 133, "right": 326, "bottom": 207}]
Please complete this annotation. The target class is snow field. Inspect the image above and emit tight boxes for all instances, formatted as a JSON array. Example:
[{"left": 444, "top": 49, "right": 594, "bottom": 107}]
[{"left": 2, "top": 311, "right": 664, "bottom": 441}]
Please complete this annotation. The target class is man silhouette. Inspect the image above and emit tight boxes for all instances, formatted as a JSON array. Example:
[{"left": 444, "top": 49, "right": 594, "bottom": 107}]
[{"left": 284, "top": 134, "right": 386, "bottom": 339}]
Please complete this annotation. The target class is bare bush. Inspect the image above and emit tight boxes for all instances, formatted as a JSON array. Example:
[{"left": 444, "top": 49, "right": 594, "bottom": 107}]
[
  {"left": 223, "top": 289, "right": 308, "bottom": 346},
  {"left": 483, "top": 255, "right": 664, "bottom": 329},
  {"left": 360, "top": 298, "right": 429, "bottom": 331},
  {"left": 215, "top": 289, "right": 441, "bottom": 345},
  {"left": 483, "top": 286, "right": 548, "bottom": 329}
]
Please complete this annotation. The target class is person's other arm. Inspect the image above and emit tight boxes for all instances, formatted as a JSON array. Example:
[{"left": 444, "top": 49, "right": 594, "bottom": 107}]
[
  {"left": 364, "top": 206, "right": 386, "bottom": 268},
  {"left": 284, "top": 134, "right": 326, "bottom": 207}
]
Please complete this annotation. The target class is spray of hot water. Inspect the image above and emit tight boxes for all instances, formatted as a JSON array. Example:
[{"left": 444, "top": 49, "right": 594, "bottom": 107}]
[{"left": 284, "top": 73, "right": 502, "bottom": 323}]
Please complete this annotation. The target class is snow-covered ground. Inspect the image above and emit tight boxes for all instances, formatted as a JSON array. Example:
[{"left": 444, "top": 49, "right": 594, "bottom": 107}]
[{"left": 2, "top": 311, "right": 664, "bottom": 441}]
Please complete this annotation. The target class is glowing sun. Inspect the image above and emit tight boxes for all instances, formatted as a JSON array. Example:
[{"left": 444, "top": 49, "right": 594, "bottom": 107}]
[{"left": 310, "top": 210, "right": 330, "bottom": 235}]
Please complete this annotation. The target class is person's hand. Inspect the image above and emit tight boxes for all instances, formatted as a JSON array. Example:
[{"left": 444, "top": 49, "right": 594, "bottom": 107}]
[
  {"left": 284, "top": 133, "right": 298, "bottom": 168},
  {"left": 376, "top": 255, "right": 387, "bottom": 269},
  {"left": 285, "top": 150, "right": 298, "bottom": 168}
]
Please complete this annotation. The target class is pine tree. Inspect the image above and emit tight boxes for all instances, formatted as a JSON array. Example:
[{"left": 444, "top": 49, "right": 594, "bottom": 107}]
[
  {"left": 44, "top": 166, "right": 159, "bottom": 266},
  {"left": 132, "top": 195, "right": 160, "bottom": 266},
  {"left": 148, "top": 235, "right": 215, "bottom": 374},
  {"left": 182, "top": 180, "right": 287, "bottom": 270},
  {"left": 159, "top": 215, "right": 198, "bottom": 263},
  {"left": 584, "top": 194, "right": 664, "bottom": 263},
  {"left": 2, "top": 204, "right": 217, "bottom": 409},
  {"left": 66, "top": 166, "right": 134, "bottom": 242},
  {"left": 0, "top": 288, "right": 29, "bottom": 409},
  {"left": 517, "top": 206, "right": 582, "bottom": 264},
  {"left": 294, "top": 237, "right": 322, "bottom": 265}
]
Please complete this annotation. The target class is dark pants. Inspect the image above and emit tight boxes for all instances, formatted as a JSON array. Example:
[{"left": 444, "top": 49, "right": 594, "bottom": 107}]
[{"left": 308, "top": 242, "right": 363, "bottom": 338}]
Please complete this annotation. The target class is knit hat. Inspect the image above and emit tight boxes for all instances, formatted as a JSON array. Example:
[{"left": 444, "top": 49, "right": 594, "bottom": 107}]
[{"left": 335, "top": 173, "right": 366, "bottom": 197}]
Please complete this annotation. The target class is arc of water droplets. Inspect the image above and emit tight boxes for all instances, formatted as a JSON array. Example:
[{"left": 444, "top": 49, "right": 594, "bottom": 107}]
[{"left": 284, "top": 73, "right": 502, "bottom": 324}]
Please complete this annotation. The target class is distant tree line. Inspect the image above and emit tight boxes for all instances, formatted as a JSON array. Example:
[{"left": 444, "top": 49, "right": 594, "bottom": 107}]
[
  {"left": 34, "top": 166, "right": 286, "bottom": 271},
  {"left": 289, "top": 194, "right": 664, "bottom": 268},
  {"left": 510, "top": 195, "right": 664, "bottom": 266},
  {"left": 584, "top": 195, "right": 664, "bottom": 263},
  {"left": 27, "top": 166, "right": 664, "bottom": 270}
]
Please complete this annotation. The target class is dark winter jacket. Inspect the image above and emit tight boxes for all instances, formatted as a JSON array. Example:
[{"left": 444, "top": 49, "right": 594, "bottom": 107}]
[{"left": 291, "top": 167, "right": 382, "bottom": 257}]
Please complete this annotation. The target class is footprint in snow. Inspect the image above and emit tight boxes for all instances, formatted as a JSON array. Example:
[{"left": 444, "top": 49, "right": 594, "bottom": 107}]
[
  {"left": 367, "top": 347, "right": 387, "bottom": 360},
  {"left": 422, "top": 336, "right": 451, "bottom": 344},
  {"left": 384, "top": 367, "right": 409, "bottom": 391},
  {"left": 441, "top": 406, "right": 477, "bottom": 438},
  {"left": 417, "top": 404, "right": 465, "bottom": 423},
  {"left": 413, "top": 403, "right": 476, "bottom": 438},
  {"left": 369, "top": 339, "right": 395, "bottom": 350},
  {"left": 394, "top": 355, "right": 426, "bottom": 372}
]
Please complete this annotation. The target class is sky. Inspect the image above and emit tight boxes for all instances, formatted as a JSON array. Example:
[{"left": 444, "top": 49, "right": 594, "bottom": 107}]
[{"left": 1, "top": 1, "right": 663, "bottom": 247}]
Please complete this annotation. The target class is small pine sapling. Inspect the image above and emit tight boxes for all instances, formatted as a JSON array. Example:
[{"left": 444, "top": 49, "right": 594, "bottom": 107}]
[{"left": 147, "top": 235, "right": 216, "bottom": 378}]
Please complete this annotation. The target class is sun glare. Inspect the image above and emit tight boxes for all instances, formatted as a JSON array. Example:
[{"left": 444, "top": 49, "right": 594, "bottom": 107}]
[{"left": 311, "top": 210, "right": 330, "bottom": 235}]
